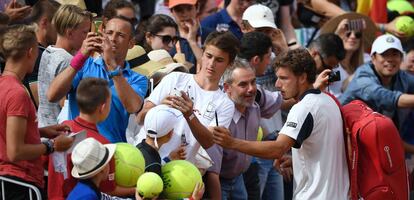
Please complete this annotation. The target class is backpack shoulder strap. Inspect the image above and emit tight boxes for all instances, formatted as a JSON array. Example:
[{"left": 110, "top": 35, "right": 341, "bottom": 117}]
[{"left": 324, "top": 92, "right": 357, "bottom": 199}]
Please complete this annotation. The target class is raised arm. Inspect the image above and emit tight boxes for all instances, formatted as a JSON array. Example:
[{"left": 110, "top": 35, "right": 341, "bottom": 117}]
[
  {"left": 183, "top": 19, "right": 203, "bottom": 73},
  {"left": 48, "top": 32, "right": 103, "bottom": 102},
  {"left": 102, "top": 35, "right": 145, "bottom": 113},
  {"left": 279, "top": 5, "right": 299, "bottom": 49}
]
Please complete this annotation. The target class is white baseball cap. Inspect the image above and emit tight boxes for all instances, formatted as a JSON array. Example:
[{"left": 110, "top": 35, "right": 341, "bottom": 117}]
[
  {"left": 71, "top": 138, "right": 116, "bottom": 179},
  {"left": 144, "top": 104, "right": 183, "bottom": 139},
  {"left": 242, "top": 4, "right": 277, "bottom": 29},
  {"left": 370, "top": 34, "right": 404, "bottom": 56}
]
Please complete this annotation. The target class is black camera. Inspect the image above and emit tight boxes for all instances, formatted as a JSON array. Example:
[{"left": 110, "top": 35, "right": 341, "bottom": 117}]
[{"left": 328, "top": 71, "right": 341, "bottom": 83}]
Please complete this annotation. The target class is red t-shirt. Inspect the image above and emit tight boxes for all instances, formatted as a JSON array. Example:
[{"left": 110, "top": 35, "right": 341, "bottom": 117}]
[
  {"left": 0, "top": 75, "right": 44, "bottom": 188},
  {"left": 48, "top": 117, "right": 116, "bottom": 200}
]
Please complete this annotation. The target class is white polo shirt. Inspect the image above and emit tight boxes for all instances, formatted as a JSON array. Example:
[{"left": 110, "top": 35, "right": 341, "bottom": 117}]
[{"left": 280, "top": 89, "right": 349, "bottom": 200}]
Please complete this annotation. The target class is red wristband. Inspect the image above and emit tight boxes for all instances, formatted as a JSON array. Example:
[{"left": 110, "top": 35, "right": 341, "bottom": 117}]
[{"left": 70, "top": 51, "right": 88, "bottom": 71}]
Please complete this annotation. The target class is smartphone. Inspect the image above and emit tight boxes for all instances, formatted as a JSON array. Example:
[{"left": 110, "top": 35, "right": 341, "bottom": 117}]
[
  {"left": 346, "top": 19, "right": 366, "bottom": 32},
  {"left": 171, "top": 88, "right": 182, "bottom": 97},
  {"left": 93, "top": 19, "right": 103, "bottom": 34},
  {"left": 181, "top": 133, "right": 188, "bottom": 146}
]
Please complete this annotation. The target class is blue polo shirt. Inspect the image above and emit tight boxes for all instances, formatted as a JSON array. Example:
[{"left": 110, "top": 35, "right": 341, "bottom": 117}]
[
  {"left": 68, "top": 57, "right": 148, "bottom": 143},
  {"left": 201, "top": 8, "right": 243, "bottom": 39}
]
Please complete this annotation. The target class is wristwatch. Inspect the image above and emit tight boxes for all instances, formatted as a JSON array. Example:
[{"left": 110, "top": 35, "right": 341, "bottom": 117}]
[
  {"left": 42, "top": 139, "right": 55, "bottom": 155},
  {"left": 108, "top": 66, "right": 122, "bottom": 79}
]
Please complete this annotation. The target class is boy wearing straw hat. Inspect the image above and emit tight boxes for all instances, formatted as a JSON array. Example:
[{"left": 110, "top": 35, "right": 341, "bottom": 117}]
[{"left": 67, "top": 138, "right": 116, "bottom": 200}]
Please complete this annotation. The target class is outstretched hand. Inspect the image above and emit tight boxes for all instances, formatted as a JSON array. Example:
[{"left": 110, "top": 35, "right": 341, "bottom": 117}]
[
  {"left": 212, "top": 126, "right": 235, "bottom": 149},
  {"left": 385, "top": 17, "right": 407, "bottom": 38}
]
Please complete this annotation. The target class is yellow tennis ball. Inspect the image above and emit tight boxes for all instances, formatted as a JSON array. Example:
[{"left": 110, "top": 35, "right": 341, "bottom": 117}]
[
  {"left": 136, "top": 172, "right": 164, "bottom": 198},
  {"left": 396, "top": 16, "right": 414, "bottom": 37},
  {"left": 257, "top": 127, "right": 263, "bottom": 141},
  {"left": 162, "top": 160, "right": 202, "bottom": 199},
  {"left": 114, "top": 143, "right": 146, "bottom": 187},
  {"left": 387, "top": 0, "right": 414, "bottom": 14}
]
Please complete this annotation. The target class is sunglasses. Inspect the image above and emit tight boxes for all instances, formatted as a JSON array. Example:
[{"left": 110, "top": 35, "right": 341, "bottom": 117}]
[
  {"left": 345, "top": 31, "right": 362, "bottom": 39},
  {"left": 153, "top": 34, "right": 180, "bottom": 45},
  {"left": 319, "top": 53, "right": 338, "bottom": 70}
]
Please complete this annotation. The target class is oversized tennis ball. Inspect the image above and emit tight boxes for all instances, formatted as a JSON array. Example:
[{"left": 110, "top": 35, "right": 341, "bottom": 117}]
[
  {"left": 114, "top": 143, "right": 145, "bottom": 187},
  {"left": 162, "top": 160, "right": 202, "bottom": 199},
  {"left": 396, "top": 16, "right": 414, "bottom": 37},
  {"left": 136, "top": 172, "right": 164, "bottom": 198},
  {"left": 387, "top": 0, "right": 414, "bottom": 14}
]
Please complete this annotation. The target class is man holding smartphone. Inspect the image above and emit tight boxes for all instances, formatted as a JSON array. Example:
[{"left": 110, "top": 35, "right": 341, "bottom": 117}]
[{"left": 48, "top": 16, "right": 148, "bottom": 143}]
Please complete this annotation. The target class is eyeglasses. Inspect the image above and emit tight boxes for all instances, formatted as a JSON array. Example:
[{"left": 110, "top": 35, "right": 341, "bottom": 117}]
[
  {"left": 153, "top": 34, "right": 180, "bottom": 45},
  {"left": 345, "top": 31, "right": 362, "bottom": 39}
]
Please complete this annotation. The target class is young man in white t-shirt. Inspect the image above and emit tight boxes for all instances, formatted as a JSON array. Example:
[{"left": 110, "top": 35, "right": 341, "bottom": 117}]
[
  {"left": 135, "top": 31, "right": 239, "bottom": 198},
  {"left": 214, "top": 48, "right": 350, "bottom": 200}
]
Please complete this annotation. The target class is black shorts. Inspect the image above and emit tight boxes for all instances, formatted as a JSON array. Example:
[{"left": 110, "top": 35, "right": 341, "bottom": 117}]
[{"left": 0, "top": 175, "right": 45, "bottom": 200}]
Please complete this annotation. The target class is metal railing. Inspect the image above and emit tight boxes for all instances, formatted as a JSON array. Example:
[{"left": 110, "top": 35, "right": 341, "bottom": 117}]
[{"left": 0, "top": 176, "right": 41, "bottom": 200}]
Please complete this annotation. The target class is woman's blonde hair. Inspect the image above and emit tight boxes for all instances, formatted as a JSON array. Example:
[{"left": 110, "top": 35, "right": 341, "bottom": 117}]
[
  {"left": 52, "top": 4, "right": 93, "bottom": 36},
  {"left": 0, "top": 24, "right": 37, "bottom": 60}
]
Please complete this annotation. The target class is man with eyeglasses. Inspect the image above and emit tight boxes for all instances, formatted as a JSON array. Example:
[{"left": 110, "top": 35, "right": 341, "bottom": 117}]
[{"left": 307, "top": 33, "right": 346, "bottom": 97}]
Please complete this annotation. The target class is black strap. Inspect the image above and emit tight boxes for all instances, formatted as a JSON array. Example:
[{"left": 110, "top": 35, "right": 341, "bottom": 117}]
[
  {"left": 129, "top": 54, "right": 150, "bottom": 69},
  {"left": 78, "top": 148, "right": 109, "bottom": 176}
]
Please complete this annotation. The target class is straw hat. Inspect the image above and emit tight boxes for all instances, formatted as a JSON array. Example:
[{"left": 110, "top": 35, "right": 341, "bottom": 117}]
[
  {"left": 71, "top": 138, "right": 116, "bottom": 179},
  {"left": 320, "top": 12, "right": 378, "bottom": 51},
  {"left": 147, "top": 49, "right": 190, "bottom": 85},
  {"left": 126, "top": 45, "right": 165, "bottom": 78}
]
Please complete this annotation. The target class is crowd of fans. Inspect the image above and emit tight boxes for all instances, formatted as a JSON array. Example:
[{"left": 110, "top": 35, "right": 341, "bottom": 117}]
[{"left": 0, "top": 0, "right": 413, "bottom": 199}]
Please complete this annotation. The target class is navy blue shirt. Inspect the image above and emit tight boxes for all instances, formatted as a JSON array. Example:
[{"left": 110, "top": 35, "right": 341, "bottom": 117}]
[
  {"left": 67, "top": 179, "right": 101, "bottom": 200},
  {"left": 201, "top": 8, "right": 243, "bottom": 40}
]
